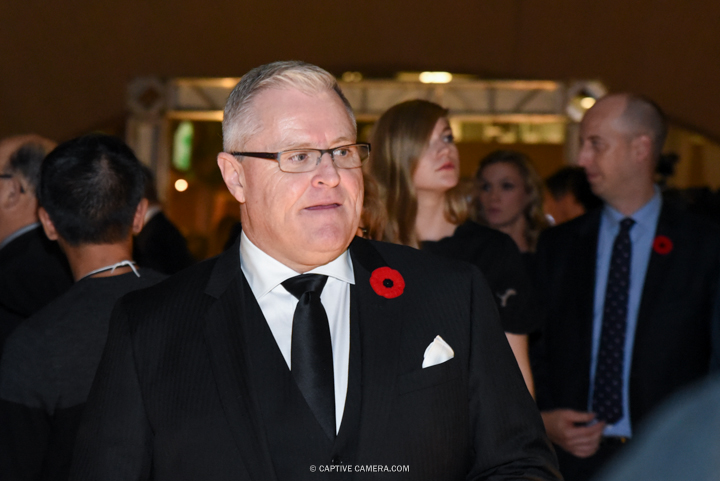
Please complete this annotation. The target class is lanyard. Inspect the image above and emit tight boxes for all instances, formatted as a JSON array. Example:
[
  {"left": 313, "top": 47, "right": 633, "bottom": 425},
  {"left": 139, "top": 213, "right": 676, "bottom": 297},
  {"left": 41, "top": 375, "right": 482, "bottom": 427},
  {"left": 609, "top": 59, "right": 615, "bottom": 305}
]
[{"left": 78, "top": 260, "right": 140, "bottom": 281}]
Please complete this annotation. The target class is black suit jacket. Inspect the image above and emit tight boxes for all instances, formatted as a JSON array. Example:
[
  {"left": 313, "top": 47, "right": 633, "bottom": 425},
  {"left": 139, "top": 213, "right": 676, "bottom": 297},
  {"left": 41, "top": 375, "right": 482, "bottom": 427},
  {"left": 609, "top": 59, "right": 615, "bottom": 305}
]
[
  {"left": 0, "top": 225, "right": 73, "bottom": 356},
  {"left": 71, "top": 237, "right": 559, "bottom": 480},
  {"left": 534, "top": 201, "right": 720, "bottom": 426}
]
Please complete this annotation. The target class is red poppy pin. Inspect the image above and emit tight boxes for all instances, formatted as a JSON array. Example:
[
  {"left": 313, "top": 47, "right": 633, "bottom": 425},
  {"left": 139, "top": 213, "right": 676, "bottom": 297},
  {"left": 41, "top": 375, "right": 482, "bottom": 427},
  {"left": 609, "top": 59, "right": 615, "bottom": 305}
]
[
  {"left": 370, "top": 267, "right": 405, "bottom": 299},
  {"left": 653, "top": 235, "right": 673, "bottom": 255}
]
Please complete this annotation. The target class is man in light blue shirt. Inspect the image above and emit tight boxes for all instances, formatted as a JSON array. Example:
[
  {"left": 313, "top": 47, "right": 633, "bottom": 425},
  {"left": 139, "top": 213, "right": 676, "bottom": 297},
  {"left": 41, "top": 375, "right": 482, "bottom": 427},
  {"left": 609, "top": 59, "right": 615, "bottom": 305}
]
[
  {"left": 535, "top": 93, "right": 720, "bottom": 481},
  {"left": 588, "top": 187, "right": 661, "bottom": 438}
]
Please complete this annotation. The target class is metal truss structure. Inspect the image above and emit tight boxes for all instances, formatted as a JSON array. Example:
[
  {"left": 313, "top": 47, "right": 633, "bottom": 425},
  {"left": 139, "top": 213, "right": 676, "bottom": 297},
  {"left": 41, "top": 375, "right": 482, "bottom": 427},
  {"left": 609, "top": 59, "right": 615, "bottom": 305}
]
[{"left": 126, "top": 75, "right": 606, "bottom": 196}]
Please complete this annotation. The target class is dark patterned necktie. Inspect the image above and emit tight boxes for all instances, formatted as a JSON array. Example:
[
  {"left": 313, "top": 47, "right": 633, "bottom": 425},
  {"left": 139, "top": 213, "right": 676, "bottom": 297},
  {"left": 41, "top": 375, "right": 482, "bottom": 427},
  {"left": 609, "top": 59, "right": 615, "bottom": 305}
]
[
  {"left": 282, "top": 274, "right": 335, "bottom": 439},
  {"left": 592, "top": 217, "right": 635, "bottom": 424}
]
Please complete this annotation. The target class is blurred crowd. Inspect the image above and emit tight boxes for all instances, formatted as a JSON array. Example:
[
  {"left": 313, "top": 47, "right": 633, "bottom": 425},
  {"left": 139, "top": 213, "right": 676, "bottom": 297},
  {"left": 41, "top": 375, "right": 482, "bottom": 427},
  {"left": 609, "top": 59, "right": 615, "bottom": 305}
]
[{"left": 1, "top": 73, "right": 719, "bottom": 481}]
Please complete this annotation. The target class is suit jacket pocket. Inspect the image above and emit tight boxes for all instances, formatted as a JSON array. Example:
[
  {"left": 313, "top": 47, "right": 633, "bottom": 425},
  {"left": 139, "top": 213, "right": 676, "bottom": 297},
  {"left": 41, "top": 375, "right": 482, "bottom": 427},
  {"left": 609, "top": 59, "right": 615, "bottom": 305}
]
[{"left": 396, "top": 358, "right": 461, "bottom": 395}]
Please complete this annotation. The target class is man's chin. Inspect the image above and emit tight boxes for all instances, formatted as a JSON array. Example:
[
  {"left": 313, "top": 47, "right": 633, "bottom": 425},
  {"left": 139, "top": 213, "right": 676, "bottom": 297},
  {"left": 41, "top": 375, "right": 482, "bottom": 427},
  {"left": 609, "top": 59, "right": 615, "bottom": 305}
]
[{"left": 297, "top": 232, "right": 354, "bottom": 262}]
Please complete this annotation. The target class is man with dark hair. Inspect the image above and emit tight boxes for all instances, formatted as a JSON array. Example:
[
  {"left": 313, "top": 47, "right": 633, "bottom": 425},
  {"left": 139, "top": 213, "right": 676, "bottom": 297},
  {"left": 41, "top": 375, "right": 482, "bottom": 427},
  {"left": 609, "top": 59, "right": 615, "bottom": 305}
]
[
  {"left": 544, "top": 166, "right": 602, "bottom": 225},
  {"left": 133, "top": 164, "right": 195, "bottom": 274},
  {"left": 71, "top": 61, "right": 560, "bottom": 481},
  {"left": 0, "top": 134, "right": 166, "bottom": 481},
  {"left": 0, "top": 135, "right": 73, "bottom": 355},
  {"left": 534, "top": 93, "right": 720, "bottom": 480}
]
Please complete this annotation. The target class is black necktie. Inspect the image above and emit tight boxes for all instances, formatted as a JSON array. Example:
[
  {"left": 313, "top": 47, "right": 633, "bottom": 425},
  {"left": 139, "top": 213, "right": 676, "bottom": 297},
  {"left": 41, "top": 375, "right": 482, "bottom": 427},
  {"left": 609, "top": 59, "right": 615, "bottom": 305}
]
[
  {"left": 592, "top": 217, "right": 635, "bottom": 424},
  {"left": 282, "top": 274, "right": 335, "bottom": 439}
]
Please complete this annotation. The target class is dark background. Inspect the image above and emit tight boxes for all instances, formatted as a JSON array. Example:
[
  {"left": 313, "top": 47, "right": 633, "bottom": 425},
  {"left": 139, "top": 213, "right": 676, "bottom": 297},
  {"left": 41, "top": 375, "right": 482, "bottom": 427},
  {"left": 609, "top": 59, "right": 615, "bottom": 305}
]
[{"left": 2, "top": 0, "right": 719, "bottom": 142}]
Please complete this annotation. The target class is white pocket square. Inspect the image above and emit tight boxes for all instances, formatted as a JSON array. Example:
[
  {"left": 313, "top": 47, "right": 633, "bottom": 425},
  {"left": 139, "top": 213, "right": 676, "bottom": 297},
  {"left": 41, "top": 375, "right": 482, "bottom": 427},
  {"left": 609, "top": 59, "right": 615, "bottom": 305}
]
[{"left": 422, "top": 335, "right": 454, "bottom": 368}]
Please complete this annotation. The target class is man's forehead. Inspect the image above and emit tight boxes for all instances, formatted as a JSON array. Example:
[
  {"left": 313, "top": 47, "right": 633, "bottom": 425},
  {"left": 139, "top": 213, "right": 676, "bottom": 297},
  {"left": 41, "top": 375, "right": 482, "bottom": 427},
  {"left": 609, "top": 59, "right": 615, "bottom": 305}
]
[
  {"left": 253, "top": 87, "right": 349, "bottom": 117},
  {"left": 250, "top": 88, "right": 355, "bottom": 148},
  {"left": 582, "top": 98, "right": 627, "bottom": 133}
]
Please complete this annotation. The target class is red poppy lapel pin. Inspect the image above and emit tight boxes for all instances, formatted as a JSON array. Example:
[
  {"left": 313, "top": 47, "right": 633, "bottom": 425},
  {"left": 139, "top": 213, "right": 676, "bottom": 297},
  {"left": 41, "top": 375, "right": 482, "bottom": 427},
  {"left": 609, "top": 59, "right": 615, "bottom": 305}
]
[
  {"left": 370, "top": 267, "right": 405, "bottom": 299},
  {"left": 653, "top": 235, "right": 673, "bottom": 255}
]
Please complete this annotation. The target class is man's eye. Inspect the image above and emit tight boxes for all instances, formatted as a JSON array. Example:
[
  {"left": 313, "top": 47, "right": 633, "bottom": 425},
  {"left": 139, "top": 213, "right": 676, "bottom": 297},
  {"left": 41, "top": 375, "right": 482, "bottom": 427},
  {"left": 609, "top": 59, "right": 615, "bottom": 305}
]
[
  {"left": 443, "top": 134, "right": 454, "bottom": 144},
  {"left": 333, "top": 148, "right": 350, "bottom": 157},
  {"left": 286, "top": 152, "right": 311, "bottom": 163}
]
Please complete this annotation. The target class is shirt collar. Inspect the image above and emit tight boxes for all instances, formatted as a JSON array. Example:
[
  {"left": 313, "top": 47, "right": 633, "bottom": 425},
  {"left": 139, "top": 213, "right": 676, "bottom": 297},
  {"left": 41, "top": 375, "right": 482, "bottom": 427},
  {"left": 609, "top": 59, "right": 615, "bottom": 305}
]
[
  {"left": 239, "top": 231, "right": 355, "bottom": 299},
  {"left": 0, "top": 222, "right": 40, "bottom": 251},
  {"left": 602, "top": 185, "right": 662, "bottom": 233}
]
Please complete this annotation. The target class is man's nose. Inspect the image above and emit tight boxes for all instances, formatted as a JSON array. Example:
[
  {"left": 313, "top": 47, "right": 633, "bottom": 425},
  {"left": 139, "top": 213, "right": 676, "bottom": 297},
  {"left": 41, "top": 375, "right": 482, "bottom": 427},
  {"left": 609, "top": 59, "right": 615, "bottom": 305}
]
[
  {"left": 313, "top": 152, "right": 341, "bottom": 186},
  {"left": 577, "top": 145, "right": 591, "bottom": 167}
]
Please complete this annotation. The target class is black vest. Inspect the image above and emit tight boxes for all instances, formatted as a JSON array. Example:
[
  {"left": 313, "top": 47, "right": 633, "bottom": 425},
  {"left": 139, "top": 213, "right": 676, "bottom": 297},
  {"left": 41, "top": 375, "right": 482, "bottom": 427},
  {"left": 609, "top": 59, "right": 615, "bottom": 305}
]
[{"left": 238, "top": 278, "right": 362, "bottom": 480}]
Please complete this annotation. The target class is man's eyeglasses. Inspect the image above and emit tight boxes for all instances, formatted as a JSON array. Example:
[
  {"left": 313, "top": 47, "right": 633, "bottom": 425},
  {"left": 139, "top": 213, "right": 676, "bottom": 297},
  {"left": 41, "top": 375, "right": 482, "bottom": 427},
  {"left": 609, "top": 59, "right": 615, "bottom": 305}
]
[{"left": 229, "top": 143, "right": 371, "bottom": 173}]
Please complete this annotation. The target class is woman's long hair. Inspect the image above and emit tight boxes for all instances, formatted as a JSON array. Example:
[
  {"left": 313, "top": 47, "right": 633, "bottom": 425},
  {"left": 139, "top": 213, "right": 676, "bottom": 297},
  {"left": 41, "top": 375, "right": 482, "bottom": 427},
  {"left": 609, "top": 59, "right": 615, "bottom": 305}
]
[
  {"left": 364, "top": 99, "right": 467, "bottom": 247},
  {"left": 472, "top": 150, "right": 549, "bottom": 252}
]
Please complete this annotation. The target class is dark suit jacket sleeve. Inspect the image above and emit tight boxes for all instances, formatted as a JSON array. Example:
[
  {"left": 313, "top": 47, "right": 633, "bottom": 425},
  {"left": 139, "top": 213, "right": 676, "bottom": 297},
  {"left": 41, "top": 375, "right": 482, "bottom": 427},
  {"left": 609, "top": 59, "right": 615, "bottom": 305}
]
[
  {"left": 70, "top": 300, "right": 153, "bottom": 481},
  {"left": 711, "top": 281, "right": 720, "bottom": 373},
  {"left": 531, "top": 228, "right": 556, "bottom": 411},
  {"left": 465, "top": 268, "right": 560, "bottom": 480}
]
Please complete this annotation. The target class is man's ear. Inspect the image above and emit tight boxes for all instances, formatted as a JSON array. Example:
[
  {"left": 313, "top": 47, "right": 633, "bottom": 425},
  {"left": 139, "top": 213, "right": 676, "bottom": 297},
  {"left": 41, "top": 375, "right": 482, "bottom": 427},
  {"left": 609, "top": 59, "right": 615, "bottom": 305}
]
[
  {"left": 131, "top": 198, "right": 149, "bottom": 235},
  {"left": 38, "top": 207, "right": 59, "bottom": 241},
  {"left": 217, "top": 152, "right": 246, "bottom": 203},
  {"left": 631, "top": 134, "right": 653, "bottom": 164}
]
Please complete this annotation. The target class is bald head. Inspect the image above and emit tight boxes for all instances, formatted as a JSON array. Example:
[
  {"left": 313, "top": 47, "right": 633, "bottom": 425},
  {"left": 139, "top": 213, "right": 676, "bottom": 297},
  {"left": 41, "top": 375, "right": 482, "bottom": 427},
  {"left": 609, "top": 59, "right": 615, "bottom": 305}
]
[
  {"left": 0, "top": 135, "right": 57, "bottom": 194},
  {"left": 593, "top": 93, "right": 667, "bottom": 161},
  {"left": 578, "top": 94, "right": 663, "bottom": 214}
]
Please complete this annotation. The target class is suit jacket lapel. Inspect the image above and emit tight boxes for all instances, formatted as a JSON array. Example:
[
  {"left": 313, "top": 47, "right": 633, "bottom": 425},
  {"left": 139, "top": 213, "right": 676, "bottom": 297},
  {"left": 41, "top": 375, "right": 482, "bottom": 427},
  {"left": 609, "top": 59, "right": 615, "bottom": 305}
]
[
  {"left": 348, "top": 238, "right": 406, "bottom": 458},
  {"left": 635, "top": 202, "right": 673, "bottom": 364},
  {"left": 575, "top": 210, "right": 601, "bottom": 365},
  {"left": 566, "top": 209, "right": 601, "bottom": 405},
  {"left": 202, "top": 242, "right": 278, "bottom": 481}
]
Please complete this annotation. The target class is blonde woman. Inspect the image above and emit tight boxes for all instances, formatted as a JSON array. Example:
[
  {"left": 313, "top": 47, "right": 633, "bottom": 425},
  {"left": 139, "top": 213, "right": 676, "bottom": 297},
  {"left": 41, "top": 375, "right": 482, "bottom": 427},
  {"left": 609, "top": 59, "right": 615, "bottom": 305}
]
[
  {"left": 364, "top": 100, "right": 541, "bottom": 396},
  {"left": 473, "top": 150, "right": 550, "bottom": 254}
]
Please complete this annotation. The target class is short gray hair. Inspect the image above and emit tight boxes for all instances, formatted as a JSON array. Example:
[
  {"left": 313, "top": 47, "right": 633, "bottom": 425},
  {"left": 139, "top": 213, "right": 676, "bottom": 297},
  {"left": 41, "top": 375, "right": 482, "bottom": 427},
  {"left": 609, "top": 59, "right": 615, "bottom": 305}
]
[
  {"left": 620, "top": 93, "right": 667, "bottom": 160},
  {"left": 222, "top": 61, "right": 356, "bottom": 151},
  {"left": 0, "top": 135, "right": 56, "bottom": 194}
]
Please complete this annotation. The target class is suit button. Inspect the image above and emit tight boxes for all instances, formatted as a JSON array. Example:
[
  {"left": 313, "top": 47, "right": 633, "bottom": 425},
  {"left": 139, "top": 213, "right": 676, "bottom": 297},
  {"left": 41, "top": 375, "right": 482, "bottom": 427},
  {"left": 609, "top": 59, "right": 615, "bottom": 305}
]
[{"left": 331, "top": 455, "right": 342, "bottom": 465}]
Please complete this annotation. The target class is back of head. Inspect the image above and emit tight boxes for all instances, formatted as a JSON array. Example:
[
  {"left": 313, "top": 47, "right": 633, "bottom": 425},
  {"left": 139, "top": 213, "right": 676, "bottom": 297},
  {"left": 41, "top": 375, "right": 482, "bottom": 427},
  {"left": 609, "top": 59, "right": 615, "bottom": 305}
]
[
  {"left": 222, "top": 60, "right": 355, "bottom": 151},
  {"left": 613, "top": 93, "right": 667, "bottom": 161},
  {"left": 0, "top": 135, "right": 57, "bottom": 195},
  {"left": 366, "top": 99, "right": 450, "bottom": 245},
  {"left": 39, "top": 134, "right": 145, "bottom": 246},
  {"left": 545, "top": 166, "right": 602, "bottom": 212}
]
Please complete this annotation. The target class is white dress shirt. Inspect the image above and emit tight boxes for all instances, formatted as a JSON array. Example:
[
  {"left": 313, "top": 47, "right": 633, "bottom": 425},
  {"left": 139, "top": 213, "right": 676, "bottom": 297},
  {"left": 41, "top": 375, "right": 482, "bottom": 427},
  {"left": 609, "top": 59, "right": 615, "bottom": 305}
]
[{"left": 239, "top": 232, "right": 353, "bottom": 433}]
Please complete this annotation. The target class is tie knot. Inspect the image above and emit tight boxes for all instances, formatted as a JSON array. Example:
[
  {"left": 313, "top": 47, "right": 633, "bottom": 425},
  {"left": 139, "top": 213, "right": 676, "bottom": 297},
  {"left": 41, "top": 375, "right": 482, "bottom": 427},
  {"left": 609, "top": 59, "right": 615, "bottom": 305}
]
[
  {"left": 282, "top": 274, "right": 328, "bottom": 300},
  {"left": 620, "top": 217, "right": 635, "bottom": 232}
]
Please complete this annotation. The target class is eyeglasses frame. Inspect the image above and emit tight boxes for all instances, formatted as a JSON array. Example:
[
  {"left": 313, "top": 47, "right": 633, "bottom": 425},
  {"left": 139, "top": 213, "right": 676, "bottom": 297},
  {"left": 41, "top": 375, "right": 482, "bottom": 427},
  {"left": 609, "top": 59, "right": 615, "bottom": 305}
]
[{"left": 228, "top": 142, "right": 371, "bottom": 173}]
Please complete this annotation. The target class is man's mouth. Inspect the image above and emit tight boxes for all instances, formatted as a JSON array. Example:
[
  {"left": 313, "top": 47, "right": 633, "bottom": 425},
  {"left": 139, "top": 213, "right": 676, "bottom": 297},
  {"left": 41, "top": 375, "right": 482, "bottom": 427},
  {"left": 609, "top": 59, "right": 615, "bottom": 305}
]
[{"left": 305, "top": 203, "right": 341, "bottom": 211}]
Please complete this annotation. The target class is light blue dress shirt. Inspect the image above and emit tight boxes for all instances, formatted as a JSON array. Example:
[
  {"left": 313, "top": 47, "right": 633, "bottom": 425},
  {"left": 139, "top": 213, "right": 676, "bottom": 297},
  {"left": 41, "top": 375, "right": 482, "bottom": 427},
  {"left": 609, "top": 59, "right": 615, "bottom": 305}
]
[{"left": 588, "top": 187, "right": 662, "bottom": 438}]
